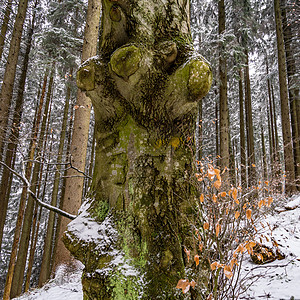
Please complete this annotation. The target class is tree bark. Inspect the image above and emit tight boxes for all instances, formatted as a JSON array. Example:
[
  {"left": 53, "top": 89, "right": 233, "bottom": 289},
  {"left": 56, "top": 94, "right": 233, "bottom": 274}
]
[
  {"left": 274, "top": 0, "right": 296, "bottom": 193},
  {"left": 0, "top": 0, "right": 13, "bottom": 61},
  {"left": 239, "top": 69, "right": 246, "bottom": 188},
  {"left": 0, "top": 5, "right": 36, "bottom": 254},
  {"left": 10, "top": 64, "right": 55, "bottom": 298},
  {"left": 281, "top": 0, "right": 300, "bottom": 187},
  {"left": 261, "top": 124, "right": 267, "bottom": 180},
  {"left": 244, "top": 50, "right": 256, "bottom": 188},
  {"left": 53, "top": 0, "right": 102, "bottom": 271},
  {"left": 266, "top": 56, "right": 276, "bottom": 167},
  {"left": 218, "top": 0, "right": 230, "bottom": 181},
  {"left": 2, "top": 65, "right": 49, "bottom": 300},
  {"left": 0, "top": 0, "right": 29, "bottom": 153},
  {"left": 39, "top": 73, "right": 71, "bottom": 286},
  {"left": 63, "top": 0, "right": 212, "bottom": 299}
]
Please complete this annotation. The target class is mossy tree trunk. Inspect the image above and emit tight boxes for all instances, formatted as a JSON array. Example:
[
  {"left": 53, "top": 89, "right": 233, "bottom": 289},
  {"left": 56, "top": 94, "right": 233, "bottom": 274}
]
[{"left": 64, "top": 0, "right": 212, "bottom": 299}]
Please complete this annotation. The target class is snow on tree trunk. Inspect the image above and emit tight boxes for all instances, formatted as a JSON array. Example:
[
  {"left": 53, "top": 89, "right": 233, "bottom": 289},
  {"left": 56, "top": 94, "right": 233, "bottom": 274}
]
[{"left": 64, "top": 0, "right": 212, "bottom": 299}]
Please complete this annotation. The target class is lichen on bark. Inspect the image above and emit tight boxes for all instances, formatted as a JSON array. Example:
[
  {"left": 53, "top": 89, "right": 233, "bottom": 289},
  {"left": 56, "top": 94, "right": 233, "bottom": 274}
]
[{"left": 64, "top": 0, "right": 212, "bottom": 299}]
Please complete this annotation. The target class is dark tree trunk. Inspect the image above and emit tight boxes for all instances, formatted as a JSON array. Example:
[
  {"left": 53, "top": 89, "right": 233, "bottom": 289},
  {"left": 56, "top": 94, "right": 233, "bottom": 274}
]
[
  {"left": 281, "top": 0, "right": 300, "bottom": 187},
  {"left": 274, "top": 0, "right": 296, "bottom": 193},
  {"left": 0, "top": 0, "right": 29, "bottom": 153},
  {"left": 244, "top": 50, "right": 256, "bottom": 188},
  {"left": 239, "top": 69, "right": 246, "bottom": 188},
  {"left": 63, "top": 0, "right": 212, "bottom": 299},
  {"left": 218, "top": 0, "right": 230, "bottom": 182},
  {"left": 39, "top": 74, "right": 71, "bottom": 287},
  {"left": 0, "top": 0, "right": 13, "bottom": 61},
  {"left": 10, "top": 65, "right": 55, "bottom": 298}
]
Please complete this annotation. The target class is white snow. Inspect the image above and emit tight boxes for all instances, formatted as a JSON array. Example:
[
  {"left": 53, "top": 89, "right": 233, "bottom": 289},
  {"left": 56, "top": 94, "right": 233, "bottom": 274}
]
[
  {"left": 13, "top": 195, "right": 300, "bottom": 300},
  {"left": 241, "top": 194, "right": 300, "bottom": 299},
  {"left": 14, "top": 264, "right": 84, "bottom": 300}
]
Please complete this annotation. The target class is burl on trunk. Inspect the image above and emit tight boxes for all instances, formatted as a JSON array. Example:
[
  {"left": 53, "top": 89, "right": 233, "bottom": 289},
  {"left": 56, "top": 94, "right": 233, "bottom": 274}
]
[{"left": 64, "top": 0, "right": 212, "bottom": 299}]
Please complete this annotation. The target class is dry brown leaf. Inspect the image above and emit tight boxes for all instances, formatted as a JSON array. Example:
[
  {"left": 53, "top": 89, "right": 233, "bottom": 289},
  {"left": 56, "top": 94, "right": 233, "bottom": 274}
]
[
  {"left": 235, "top": 211, "right": 240, "bottom": 219},
  {"left": 176, "top": 279, "right": 190, "bottom": 294},
  {"left": 200, "top": 194, "right": 204, "bottom": 203},
  {"left": 223, "top": 265, "right": 233, "bottom": 279},
  {"left": 215, "top": 223, "right": 221, "bottom": 237},
  {"left": 190, "top": 280, "right": 196, "bottom": 289},
  {"left": 184, "top": 248, "right": 190, "bottom": 263},
  {"left": 210, "top": 261, "right": 219, "bottom": 271},
  {"left": 246, "top": 209, "right": 252, "bottom": 220},
  {"left": 215, "top": 168, "right": 221, "bottom": 181},
  {"left": 206, "top": 293, "right": 213, "bottom": 300},
  {"left": 267, "top": 197, "right": 273, "bottom": 207},
  {"left": 214, "top": 180, "right": 222, "bottom": 189},
  {"left": 212, "top": 194, "right": 217, "bottom": 203},
  {"left": 194, "top": 255, "right": 200, "bottom": 266},
  {"left": 203, "top": 222, "right": 209, "bottom": 230}
]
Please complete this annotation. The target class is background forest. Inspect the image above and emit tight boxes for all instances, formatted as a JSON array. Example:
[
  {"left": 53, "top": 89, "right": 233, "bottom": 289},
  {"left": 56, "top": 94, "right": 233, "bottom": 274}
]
[{"left": 0, "top": 0, "right": 299, "bottom": 298}]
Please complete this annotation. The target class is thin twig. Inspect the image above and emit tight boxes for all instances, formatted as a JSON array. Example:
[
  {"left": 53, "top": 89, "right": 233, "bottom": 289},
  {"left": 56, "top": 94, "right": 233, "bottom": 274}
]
[{"left": 0, "top": 161, "right": 76, "bottom": 220}]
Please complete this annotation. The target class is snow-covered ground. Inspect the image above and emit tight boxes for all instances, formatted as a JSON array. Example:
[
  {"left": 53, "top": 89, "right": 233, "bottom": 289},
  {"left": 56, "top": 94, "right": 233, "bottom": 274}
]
[
  {"left": 242, "top": 194, "right": 300, "bottom": 300},
  {"left": 14, "top": 195, "right": 300, "bottom": 300},
  {"left": 14, "top": 264, "right": 84, "bottom": 300}
]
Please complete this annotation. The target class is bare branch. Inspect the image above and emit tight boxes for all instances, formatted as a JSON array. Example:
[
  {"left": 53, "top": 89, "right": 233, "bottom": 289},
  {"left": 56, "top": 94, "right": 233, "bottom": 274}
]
[{"left": 0, "top": 161, "right": 76, "bottom": 220}]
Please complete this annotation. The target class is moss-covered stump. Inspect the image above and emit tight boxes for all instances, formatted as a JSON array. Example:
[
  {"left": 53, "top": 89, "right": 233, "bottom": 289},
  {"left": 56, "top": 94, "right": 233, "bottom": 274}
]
[{"left": 64, "top": 0, "right": 212, "bottom": 299}]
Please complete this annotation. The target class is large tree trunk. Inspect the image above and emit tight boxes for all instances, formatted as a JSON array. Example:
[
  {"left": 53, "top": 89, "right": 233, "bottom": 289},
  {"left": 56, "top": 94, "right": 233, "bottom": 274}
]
[
  {"left": 274, "top": 0, "right": 296, "bottom": 193},
  {"left": 281, "top": 0, "right": 300, "bottom": 187},
  {"left": 0, "top": 12, "right": 35, "bottom": 250},
  {"left": 0, "top": 0, "right": 13, "bottom": 61},
  {"left": 39, "top": 74, "right": 71, "bottom": 286},
  {"left": 63, "top": 0, "right": 212, "bottom": 299},
  {"left": 52, "top": 0, "right": 102, "bottom": 271},
  {"left": 2, "top": 66, "right": 48, "bottom": 300},
  {"left": 0, "top": 0, "right": 29, "bottom": 153},
  {"left": 10, "top": 64, "right": 55, "bottom": 299}
]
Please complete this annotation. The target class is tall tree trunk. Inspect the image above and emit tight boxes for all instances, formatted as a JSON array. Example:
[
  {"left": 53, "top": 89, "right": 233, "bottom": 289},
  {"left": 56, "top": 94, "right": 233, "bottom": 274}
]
[
  {"left": 244, "top": 50, "right": 256, "bottom": 188},
  {"left": 281, "top": 0, "right": 300, "bottom": 186},
  {"left": 215, "top": 98, "right": 219, "bottom": 158},
  {"left": 51, "top": 101, "right": 74, "bottom": 273},
  {"left": 274, "top": 0, "right": 296, "bottom": 193},
  {"left": 39, "top": 74, "right": 71, "bottom": 286},
  {"left": 196, "top": 100, "right": 203, "bottom": 162},
  {"left": 0, "top": 0, "right": 29, "bottom": 153},
  {"left": 239, "top": 69, "right": 246, "bottom": 188},
  {"left": 0, "top": 6, "right": 36, "bottom": 253},
  {"left": 261, "top": 124, "right": 267, "bottom": 181},
  {"left": 267, "top": 107, "right": 273, "bottom": 179},
  {"left": 2, "top": 65, "right": 49, "bottom": 300},
  {"left": 53, "top": 0, "right": 101, "bottom": 271},
  {"left": 266, "top": 56, "right": 276, "bottom": 167},
  {"left": 27, "top": 129, "right": 54, "bottom": 291},
  {"left": 218, "top": 0, "right": 230, "bottom": 180},
  {"left": 0, "top": 0, "right": 12, "bottom": 61},
  {"left": 63, "top": 0, "right": 212, "bottom": 298},
  {"left": 10, "top": 65, "right": 55, "bottom": 298}
]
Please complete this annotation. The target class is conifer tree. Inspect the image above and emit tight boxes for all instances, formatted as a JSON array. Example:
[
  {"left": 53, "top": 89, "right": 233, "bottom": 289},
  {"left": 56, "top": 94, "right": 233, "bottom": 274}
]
[
  {"left": 0, "top": 0, "right": 29, "bottom": 153},
  {"left": 274, "top": 0, "right": 296, "bottom": 193}
]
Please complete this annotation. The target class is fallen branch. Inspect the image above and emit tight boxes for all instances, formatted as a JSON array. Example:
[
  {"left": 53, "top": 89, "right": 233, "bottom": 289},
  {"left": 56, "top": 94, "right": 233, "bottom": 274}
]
[{"left": 0, "top": 161, "right": 76, "bottom": 220}]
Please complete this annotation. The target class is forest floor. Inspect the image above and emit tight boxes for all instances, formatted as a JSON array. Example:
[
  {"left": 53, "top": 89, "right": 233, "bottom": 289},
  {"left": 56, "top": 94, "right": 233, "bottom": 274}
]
[{"left": 14, "top": 194, "right": 300, "bottom": 300}]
